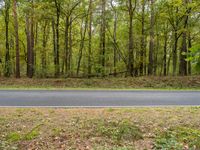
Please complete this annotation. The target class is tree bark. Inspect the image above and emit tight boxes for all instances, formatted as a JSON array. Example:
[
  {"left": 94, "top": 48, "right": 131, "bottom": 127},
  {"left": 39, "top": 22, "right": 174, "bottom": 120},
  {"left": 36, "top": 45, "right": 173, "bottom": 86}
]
[
  {"left": 127, "top": 0, "right": 136, "bottom": 77},
  {"left": 88, "top": 0, "right": 93, "bottom": 77},
  {"left": 99, "top": 0, "right": 106, "bottom": 76},
  {"left": 4, "top": 0, "right": 11, "bottom": 77},
  {"left": 13, "top": 0, "right": 20, "bottom": 78},
  {"left": 148, "top": 0, "right": 155, "bottom": 75},
  {"left": 140, "top": 0, "right": 145, "bottom": 76},
  {"left": 54, "top": 0, "right": 60, "bottom": 77}
]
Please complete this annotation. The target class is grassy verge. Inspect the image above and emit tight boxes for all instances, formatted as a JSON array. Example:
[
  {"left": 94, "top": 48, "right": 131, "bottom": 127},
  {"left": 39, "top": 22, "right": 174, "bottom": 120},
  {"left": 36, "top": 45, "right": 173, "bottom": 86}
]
[
  {"left": 0, "top": 76, "right": 200, "bottom": 90},
  {"left": 1, "top": 107, "right": 200, "bottom": 150}
]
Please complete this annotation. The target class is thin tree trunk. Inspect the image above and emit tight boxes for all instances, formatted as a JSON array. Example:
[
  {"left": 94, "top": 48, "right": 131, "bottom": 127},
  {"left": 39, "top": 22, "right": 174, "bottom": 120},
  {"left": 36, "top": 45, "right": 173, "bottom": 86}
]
[
  {"left": 172, "top": 31, "right": 178, "bottom": 75},
  {"left": 88, "top": 0, "right": 92, "bottom": 77},
  {"left": 65, "top": 16, "right": 69, "bottom": 75},
  {"left": 4, "top": 0, "right": 11, "bottom": 77},
  {"left": 127, "top": 0, "right": 135, "bottom": 77},
  {"left": 99, "top": 0, "right": 106, "bottom": 76},
  {"left": 188, "top": 32, "right": 192, "bottom": 75},
  {"left": 26, "top": 15, "right": 32, "bottom": 78},
  {"left": 163, "top": 30, "right": 168, "bottom": 76},
  {"left": 68, "top": 18, "right": 72, "bottom": 76},
  {"left": 54, "top": 0, "right": 60, "bottom": 77},
  {"left": 148, "top": 0, "right": 155, "bottom": 75},
  {"left": 52, "top": 19, "right": 57, "bottom": 76},
  {"left": 13, "top": 0, "right": 20, "bottom": 78},
  {"left": 140, "top": 0, "right": 145, "bottom": 76}
]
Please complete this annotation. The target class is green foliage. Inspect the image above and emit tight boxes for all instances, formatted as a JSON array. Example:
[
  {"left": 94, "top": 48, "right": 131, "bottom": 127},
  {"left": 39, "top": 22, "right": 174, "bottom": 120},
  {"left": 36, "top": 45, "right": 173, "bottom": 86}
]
[
  {"left": 96, "top": 119, "right": 143, "bottom": 142},
  {"left": 23, "top": 129, "right": 40, "bottom": 140},
  {"left": 6, "top": 132, "right": 21, "bottom": 142},
  {"left": 154, "top": 127, "right": 200, "bottom": 150},
  {"left": 187, "top": 44, "right": 200, "bottom": 72},
  {"left": 23, "top": 124, "right": 41, "bottom": 140}
]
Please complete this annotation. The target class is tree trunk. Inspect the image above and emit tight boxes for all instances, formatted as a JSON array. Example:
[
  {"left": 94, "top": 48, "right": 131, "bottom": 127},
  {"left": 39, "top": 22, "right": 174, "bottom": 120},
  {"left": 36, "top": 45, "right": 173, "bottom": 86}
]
[
  {"left": 113, "top": 7, "right": 117, "bottom": 77},
  {"left": 13, "top": 0, "right": 20, "bottom": 78},
  {"left": 88, "top": 0, "right": 92, "bottom": 77},
  {"left": 77, "top": 18, "right": 88, "bottom": 76},
  {"left": 42, "top": 21, "right": 49, "bottom": 77},
  {"left": 54, "top": 0, "right": 60, "bottom": 77},
  {"left": 163, "top": 30, "right": 168, "bottom": 76},
  {"left": 65, "top": 16, "right": 69, "bottom": 75},
  {"left": 52, "top": 19, "right": 57, "bottom": 76},
  {"left": 188, "top": 32, "right": 192, "bottom": 75},
  {"left": 179, "top": 0, "right": 191, "bottom": 76},
  {"left": 26, "top": 15, "right": 32, "bottom": 78},
  {"left": 172, "top": 31, "right": 178, "bottom": 76},
  {"left": 127, "top": 0, "right": 135, "bottom": 77},
  {"left": 148, "top": 0, "right": 155, "bottom": 75},
  {"left": 140, "top": 0, "right": 145, "bottom": 76},
  {"left": 99, "top": 0, "right": 106, "bottom": 76},
  {"left": 4, "top": 0, "right": 11, "bottom": 77}
]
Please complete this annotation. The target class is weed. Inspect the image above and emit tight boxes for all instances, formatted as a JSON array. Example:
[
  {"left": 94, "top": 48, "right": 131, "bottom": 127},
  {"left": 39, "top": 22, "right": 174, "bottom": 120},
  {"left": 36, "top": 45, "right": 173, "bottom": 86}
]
[
  {"left": 154, "top": 127, "right": 200, "bottom": 150},
  {"left": 23, "top": 124, "right": 41, "bottom": 140},
  {"left": 96, "top": 119, "right": 143, "bottom": 142},
  {"left": 6, "top": 132, "right": 21, "bottom": 142}
]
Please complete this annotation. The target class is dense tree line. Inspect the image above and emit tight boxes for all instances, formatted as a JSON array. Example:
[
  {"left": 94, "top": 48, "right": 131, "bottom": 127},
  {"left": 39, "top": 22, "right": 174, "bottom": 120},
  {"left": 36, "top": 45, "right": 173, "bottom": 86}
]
[{"left": 0, "top": 0, "right": 199, "bottom": 78}]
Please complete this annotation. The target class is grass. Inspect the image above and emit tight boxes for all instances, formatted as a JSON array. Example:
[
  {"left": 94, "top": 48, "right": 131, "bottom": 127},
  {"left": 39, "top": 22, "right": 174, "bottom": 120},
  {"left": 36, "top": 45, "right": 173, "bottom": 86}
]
[
  {"left": 0, "top": 76, "right": 200, "bottom": 90},
  {"left": 0, "top": 107, "right": 200, "bottom": 149}
]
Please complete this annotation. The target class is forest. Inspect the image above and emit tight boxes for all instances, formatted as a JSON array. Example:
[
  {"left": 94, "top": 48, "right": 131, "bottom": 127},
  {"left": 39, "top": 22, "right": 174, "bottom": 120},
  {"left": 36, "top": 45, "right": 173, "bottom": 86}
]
[{"left": 0, "top": 0, "right": 199, "bottom": 78}]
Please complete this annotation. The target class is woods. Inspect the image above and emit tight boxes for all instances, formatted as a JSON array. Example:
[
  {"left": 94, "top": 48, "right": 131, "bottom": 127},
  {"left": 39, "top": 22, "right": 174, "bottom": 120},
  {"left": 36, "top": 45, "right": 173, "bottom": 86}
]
[{"left": 0, "top": 0, "right": 199, "bottom": 78}]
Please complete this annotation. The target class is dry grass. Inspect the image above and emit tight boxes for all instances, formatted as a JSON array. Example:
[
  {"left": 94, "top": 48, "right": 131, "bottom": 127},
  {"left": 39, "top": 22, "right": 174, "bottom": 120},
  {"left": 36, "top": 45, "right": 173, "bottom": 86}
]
[
  {"left": 0, "top": 76, "right": 200, "bottom": 89},
  {"left": 1, "top": 107, "right": 200, "bottom": 149}
]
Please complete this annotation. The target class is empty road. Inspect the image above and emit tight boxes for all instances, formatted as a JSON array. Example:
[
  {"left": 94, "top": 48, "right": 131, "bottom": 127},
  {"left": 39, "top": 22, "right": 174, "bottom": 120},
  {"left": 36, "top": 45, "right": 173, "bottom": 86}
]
[{"left": 0, "top": 90, "right": 200, "bottom": 107}]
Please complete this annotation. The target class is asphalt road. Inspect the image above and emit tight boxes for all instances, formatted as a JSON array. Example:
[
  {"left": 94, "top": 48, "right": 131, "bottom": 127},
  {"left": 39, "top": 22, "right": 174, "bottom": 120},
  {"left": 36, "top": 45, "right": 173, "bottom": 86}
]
[{"left": 0, "top": 90, "right": 200, "bottom": 107}]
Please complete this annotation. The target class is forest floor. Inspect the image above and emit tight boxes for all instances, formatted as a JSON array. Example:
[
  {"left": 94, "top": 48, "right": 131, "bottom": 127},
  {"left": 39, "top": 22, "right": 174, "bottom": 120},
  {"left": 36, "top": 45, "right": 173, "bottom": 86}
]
[
  {"left": 0, "top": 75, "right": 200, "bottom": 89},
  {"left": 0, "top": 107, "right": 200, "bottom": 150}
]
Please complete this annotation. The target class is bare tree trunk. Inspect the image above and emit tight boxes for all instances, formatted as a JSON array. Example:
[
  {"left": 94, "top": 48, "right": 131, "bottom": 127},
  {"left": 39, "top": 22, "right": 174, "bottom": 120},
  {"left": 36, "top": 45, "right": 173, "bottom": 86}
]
[
  {"left": 54, "top": 0, "right": 60, "bottom": 77},
  {"left": 88, "top": 0, "right": 93, "bottom": 77},
  {"left": 4, "top": 0, "right": 11, "bottom": 77},
  {"left": 30, "top": 0, "right": 34, "bottom": 77},
  {"left": 68, "top": 18, "right": 72, "bottom": 76},
  {"left": 163, "top": 28, "right": 168, "bottom": 76},
  {"left": 52, "top": 19, "right": 57, "bottom": 76},
  {"left": 188, "top": 32, "right": 192, "bottom": 75},
  {"left": 99, "top": 0, "right": 106, "bottom": 76},
  {"left": 113, "top": 9, "right": 117, "bottom": 77},
  {"left": 148, "top": 0, "right": 155, "bottom": 75},
  {"left": 65, "top": 16, "right": 69, "bottom": 75},
  {"left": 26, "top": 15, "right": 32, "bottom": 78},
  {"left": 13, "top": 0, "right": 20, "bottom": 78},
  {"left": 41, "top": 21, "right": 49, "bottom": 77},
  {"left": 172, "top": 30, "right": 178, "bottom": 75},
  {"left": 140, "top": 0, "right": 145, "bottom": 76},
  {"left": 127, "top": 0, "right": 136, "bottom": 77}
]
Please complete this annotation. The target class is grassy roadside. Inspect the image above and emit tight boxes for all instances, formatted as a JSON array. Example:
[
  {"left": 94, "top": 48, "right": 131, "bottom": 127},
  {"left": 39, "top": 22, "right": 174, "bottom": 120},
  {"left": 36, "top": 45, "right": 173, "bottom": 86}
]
[
  {"left": 0, "top": 76, "right": 200, "bottom": 90},
  {"left": 1, "top": 107, "right": 200, "bottom": 150}
]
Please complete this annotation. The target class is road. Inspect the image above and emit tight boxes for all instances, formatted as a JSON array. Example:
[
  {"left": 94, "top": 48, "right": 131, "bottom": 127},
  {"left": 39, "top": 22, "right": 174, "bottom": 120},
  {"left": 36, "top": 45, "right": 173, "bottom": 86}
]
[{"left": 0, "top": 90, "right": 199, "bottom": 107}]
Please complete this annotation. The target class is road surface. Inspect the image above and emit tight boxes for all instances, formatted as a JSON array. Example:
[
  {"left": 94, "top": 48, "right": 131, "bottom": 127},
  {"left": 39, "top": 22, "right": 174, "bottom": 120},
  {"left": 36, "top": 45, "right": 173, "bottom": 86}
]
[{"left": 0, "top": 90, "right": 200, "bottom": 107}]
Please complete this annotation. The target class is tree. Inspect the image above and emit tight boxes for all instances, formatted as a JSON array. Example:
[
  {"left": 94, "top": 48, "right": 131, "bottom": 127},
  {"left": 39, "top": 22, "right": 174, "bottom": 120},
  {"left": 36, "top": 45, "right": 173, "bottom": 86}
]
[
  {"left": 127, "top": 0, "right": 137, "bottom": 77},
  {"left": 4, "top": 0, "right": 11, "bottom": 77},
  {"left": 13, "top": 0, "right": 20, "bottom": 78},
  {"left": 148, "top": 0, "right": 155, "bottom": 75}
]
